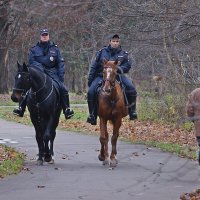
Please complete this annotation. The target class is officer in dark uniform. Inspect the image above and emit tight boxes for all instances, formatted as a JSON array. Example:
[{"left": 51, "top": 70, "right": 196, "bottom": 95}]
[
  {"left": 87, "top": 34, "right": 137, "bottom": 125},
  {"left": 13, "top": 28, "right": 74, "bottom": 119}
]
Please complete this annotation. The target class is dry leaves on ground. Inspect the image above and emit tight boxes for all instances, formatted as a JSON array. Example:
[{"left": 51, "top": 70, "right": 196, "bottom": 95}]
[{"left": 60, "top": 118, "right": 196, "bottom": 150}]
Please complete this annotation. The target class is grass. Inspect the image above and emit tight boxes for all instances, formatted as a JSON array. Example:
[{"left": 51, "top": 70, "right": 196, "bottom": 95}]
[
  {"left": 0, "top": 145, "right": 25, "bottom": 178},
  {"left": 142, "top": 140, "right": 197, "bottom": 160}
]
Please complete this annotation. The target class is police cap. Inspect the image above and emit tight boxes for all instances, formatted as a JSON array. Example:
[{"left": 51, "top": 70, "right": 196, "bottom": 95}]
[
  {"left": 40, "top": 28, "right": 49, "bottom": 35},
  {"left": 107, "top": 34, "right": 120, "bottom": 40}
]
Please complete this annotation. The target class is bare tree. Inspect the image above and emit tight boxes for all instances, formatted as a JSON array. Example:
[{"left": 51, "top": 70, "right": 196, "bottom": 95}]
[{"left": 0, "top": 0, "right": 10, "bottom": 93}]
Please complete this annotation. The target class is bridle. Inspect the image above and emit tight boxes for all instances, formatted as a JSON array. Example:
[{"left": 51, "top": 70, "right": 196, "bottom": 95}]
[
  {"left": 12, "top": 72, "right": 31, "bottom": 94},
  {"left": 102, "top": 66, "right": 116, "bottom": 93}
]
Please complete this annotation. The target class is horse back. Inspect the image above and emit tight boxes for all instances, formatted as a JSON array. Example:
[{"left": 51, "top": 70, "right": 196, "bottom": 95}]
[{"left": 27, "top": 78, "right": 62, "bottom": 124}]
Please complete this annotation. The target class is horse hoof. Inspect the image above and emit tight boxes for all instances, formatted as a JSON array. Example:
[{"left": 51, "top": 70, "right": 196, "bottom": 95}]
[
  {"left": 48, "top": 158, "right": 55, "bottom": 164},
  {"left": 98, "top": 154, "right": 105, "bottom": 161},
  {"left": 103, "top": 159, "right": 109, "bottom": 165},
  {"left": 37, "top": 159, "right": 43, "bottom": 166},
  {"left": 44, "top": 155, "right": 52, "bottom": 163},
  {"left": 110, "top": 159, "right": 118, "bottom": 167}
]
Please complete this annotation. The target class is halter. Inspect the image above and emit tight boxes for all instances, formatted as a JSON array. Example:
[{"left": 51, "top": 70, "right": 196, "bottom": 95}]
[
  {"left": 102, "top": 66, "right": 116, "bottom": 93},
  {"left": 12, "top": 72, "right": 31, "bottom": 93}
]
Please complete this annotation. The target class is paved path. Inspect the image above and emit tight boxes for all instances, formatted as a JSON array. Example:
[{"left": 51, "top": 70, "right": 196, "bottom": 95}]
[{"left": 0, "top": 119, "right": 199, "bottom": 200}]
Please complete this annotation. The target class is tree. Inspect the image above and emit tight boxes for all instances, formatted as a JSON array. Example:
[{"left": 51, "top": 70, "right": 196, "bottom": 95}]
[{"left": 0, "top": 0, "right": 10, "bottom": 93}]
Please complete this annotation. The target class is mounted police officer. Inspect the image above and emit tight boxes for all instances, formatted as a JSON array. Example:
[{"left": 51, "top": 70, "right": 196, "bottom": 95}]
[
  {"left": 13, "top": 28, "right": 74, "bottom": 119},
  {"left": 87, "top": 34, "right": 137, "bottom": 125}
]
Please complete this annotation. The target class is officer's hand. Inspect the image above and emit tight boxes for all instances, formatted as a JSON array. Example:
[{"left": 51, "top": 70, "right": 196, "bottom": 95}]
[
  {"left": 88, "top": 81, "right": 92, "bottom": 87},
  {"left": 117, "top": 66, "right": 123, "bottom": 74}
]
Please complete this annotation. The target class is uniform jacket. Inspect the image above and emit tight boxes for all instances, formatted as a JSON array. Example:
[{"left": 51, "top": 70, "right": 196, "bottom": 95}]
[
  {"left": 88, "top": 45, "right": 131, "bottom": 86},
  {"left": 28, "top": 41, "right": 65, "bottom": 83}
]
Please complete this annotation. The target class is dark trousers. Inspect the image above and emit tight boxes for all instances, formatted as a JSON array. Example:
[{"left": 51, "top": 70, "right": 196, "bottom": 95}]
[{"left": 87, "top": 75, "right": 137, "bottom": 101}]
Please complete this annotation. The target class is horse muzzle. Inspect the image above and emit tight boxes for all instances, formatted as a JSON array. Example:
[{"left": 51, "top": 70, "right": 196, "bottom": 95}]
[
  {"left": 103, "top": 88, "right": 112, "bottom": 94},
  {"left": 11, "top": 92, "right": 21, "bottom": 102},
  {"left": 11, "top": 94, "right": 19, "bottom": 102}
]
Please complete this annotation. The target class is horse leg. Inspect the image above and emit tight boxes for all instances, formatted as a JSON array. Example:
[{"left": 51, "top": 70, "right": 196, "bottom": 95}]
[
  {"left": 43, "top": 134, "right": 51, "bottom": 163},
  {"left": 98, "top": 118, "right": 108, "bottom": 163},
  {"left": 110, "top": 118, "right": 121, "bottom": 167},
  {"left": 48, "top": 130, "right": 56, "bottom": 164},
  {"left": 44, "top": 140, "right": 52, "bottom": 163},
  {"left": 35, "top": 132, "right": 44, "bottom": 165},
  {"left": 103, "top": 129, "right": 109, "bottom": 165},
  {"left": 43, "top": 119, "right": 54, "bottom": 163}
]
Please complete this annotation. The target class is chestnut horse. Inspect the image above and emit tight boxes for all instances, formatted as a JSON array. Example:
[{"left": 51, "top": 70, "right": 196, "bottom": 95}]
[
  {"left": 186, "top": 88, "right": 200, "bottom": 165},
  {"left": 97, "top": 60, "right": 128, "bottom": 167}
]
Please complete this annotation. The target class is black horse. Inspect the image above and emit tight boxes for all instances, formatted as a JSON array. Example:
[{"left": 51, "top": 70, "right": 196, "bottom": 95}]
[{"left": 11, "top": 62, "right": 62, "bottom": 165}]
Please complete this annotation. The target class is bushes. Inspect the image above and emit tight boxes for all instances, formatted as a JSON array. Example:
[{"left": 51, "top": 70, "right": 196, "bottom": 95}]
[{"left": 138, "top": 91, "right": 190, "bottom": 126}]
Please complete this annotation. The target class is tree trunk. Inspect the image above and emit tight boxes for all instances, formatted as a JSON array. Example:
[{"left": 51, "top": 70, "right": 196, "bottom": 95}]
[{"left": 0, "top": 2, "right": 9, "bottom": 93}]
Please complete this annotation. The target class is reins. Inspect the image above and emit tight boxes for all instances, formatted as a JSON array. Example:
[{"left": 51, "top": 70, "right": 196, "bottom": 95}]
[
  {"left": 34, "top": 80, "right": 54, "bottom": 105},
  {"left": 101, "top": 79, "right": 116, "bottom": 93},
  {"left": 30, "top": 74, "right": 54, "bottom": 105},
  {"left": 30, "top": 74, "right": 47, "bottom": 96}
]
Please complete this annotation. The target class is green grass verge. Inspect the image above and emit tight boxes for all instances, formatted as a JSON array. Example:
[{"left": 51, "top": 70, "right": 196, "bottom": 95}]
[
  {"left": 0, "top": 145, "right": 25, "bottom": 178},
  {"left": 136, "top": 140, "right": 197, "bottom": 160}
]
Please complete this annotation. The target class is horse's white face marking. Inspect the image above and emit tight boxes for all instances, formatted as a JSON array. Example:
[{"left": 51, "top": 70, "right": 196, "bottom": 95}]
[{"left": 18, "top": 74, "right": 21, "bottom": 79}]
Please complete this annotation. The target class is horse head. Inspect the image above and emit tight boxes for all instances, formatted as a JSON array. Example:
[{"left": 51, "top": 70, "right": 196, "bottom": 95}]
[
  {"left": 11, "top": 62, "right": 31, "bottom": 102},
  {"left": 102, "top": 60, "right": 118, "bottom": 93}
]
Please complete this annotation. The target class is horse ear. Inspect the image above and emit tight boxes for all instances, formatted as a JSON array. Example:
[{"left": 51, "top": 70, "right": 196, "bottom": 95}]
[
  {"left": 22, "top": 62, "right": 28, "bottom": 72},
  {"left": 103, "top": 59, "right": 108, "bottom": 65},
  {"left": 114, "top": 59, "right": 118, "bottom": 65},
  {"left": 17, "top": 61, "right": 21, "bottom": 68},
  {"left": 17, "top": 61, "right": 23, "bottom": 71}
]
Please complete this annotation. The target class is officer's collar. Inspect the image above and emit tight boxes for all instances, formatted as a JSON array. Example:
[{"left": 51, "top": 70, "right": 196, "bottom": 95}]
[
  {"left": 38, "top": 41, "right": 49, "bottom": 48},
  {"left": 108, "top": 45, "right": 121, "bottom": 53}
]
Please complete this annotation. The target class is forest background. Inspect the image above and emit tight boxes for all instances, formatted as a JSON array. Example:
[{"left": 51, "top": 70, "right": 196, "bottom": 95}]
[{"left": 1, "top": 0, "right": 200, "bottom": 128}]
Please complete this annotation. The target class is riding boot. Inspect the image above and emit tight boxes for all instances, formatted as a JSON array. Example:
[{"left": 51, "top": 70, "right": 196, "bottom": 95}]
[
  {"left": 13, "top": 93, "right": 28, "bottom": 117},
  {"left": 62, "top": 93, "right": 74, "bottom": 119},
  {"left": 87, "top": 100, "right": 97, "bottom": 125},
  {"left": 127, "top": 95, "right": 137, "bottom": 120}
]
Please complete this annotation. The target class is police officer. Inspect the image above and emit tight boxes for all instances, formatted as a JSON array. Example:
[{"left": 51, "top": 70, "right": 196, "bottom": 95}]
[
  {"left": 87, "top": 34, "right": 137, "bottom": 125},
  {"left": 13, "top": 28, "right": 74, "bottom": 119}
]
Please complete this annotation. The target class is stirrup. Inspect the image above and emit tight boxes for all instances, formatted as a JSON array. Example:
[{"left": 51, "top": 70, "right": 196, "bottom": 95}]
[
  {"left": 129, "top": 112, "right": 137, "bottom": 120},
  {"left": 64, "top": 108, "right": 74, "bottom": 119}
]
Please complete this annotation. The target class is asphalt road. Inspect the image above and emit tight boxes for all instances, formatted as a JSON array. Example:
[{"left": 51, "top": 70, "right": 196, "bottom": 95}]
[{"left": 0, "top": 119, "right": 199, "bottom": 200}]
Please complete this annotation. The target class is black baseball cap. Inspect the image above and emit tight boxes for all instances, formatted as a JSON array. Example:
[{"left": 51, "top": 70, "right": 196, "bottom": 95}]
[
  {"left": 107, "top": 34, "right": 120, "bottom": 40},
  {"left": 40, "top": 29, "right": 49, "bottom": 35}
]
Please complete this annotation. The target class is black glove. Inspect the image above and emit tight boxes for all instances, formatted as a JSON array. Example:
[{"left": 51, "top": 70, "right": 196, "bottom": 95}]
[
  {"left": 117, "top": 66, "right": 123, "bottom": 74},
  {"left": 88, "top": 80, "right": 92, "bottom": 87}
]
